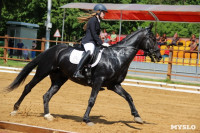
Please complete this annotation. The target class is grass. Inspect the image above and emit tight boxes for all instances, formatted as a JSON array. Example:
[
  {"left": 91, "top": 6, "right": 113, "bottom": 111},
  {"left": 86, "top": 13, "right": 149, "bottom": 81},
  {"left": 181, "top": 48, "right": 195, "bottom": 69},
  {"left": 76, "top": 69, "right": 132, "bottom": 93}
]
[
  {"left": 0, "top": 58, "right": 28, "bottom": 67},
  {"left": 0, "top": 48, "right": 4, "bottom": 57}
]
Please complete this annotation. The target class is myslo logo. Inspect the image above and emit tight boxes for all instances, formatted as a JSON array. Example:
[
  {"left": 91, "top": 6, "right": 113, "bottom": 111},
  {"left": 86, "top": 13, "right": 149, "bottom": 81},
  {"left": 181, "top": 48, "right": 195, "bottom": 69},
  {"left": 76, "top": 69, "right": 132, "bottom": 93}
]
[{"left": 171, "top": 125, "right": 196, "bottom": 130}]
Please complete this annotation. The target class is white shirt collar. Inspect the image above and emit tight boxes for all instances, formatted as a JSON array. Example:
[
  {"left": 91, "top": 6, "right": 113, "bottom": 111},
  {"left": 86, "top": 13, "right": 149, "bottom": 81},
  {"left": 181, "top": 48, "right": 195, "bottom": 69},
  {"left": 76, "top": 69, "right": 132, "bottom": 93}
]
[{"left": 96, "top": 16, "right": 101, "bottom": 23}]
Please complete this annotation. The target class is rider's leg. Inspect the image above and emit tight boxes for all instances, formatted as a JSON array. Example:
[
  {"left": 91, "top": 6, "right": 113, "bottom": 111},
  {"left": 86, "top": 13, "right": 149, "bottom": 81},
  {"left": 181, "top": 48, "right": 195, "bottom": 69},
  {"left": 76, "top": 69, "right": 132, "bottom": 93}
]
[
  {"left": 83, "top": 43, "right": 95, "bottom": 55},
  {"left": 73, "top": 51, "right": 90, "bottom": 78},
  {"left": 73, "top": 43, "right": 95, "bottom": 79}
]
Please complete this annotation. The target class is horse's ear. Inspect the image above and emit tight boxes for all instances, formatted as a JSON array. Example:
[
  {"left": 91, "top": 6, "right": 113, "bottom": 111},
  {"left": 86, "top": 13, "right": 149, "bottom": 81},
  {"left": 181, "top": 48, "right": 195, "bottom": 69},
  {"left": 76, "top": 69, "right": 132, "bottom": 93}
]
[{"left": 148, "top": 22, "right": 154, "bottom": 30}]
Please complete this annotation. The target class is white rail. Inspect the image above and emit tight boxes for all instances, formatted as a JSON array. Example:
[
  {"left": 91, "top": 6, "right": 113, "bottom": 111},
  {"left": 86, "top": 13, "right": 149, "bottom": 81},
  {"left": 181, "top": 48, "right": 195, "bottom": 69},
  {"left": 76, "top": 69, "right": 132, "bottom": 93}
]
[{"left": 124, "top": 79, "right": 200, "bottom": 90}]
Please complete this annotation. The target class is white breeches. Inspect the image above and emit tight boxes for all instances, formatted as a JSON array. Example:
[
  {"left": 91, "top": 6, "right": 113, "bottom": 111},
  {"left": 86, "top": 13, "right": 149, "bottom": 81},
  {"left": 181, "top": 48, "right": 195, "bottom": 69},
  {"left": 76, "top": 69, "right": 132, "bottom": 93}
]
[{"left": 83, "top": 43, "right": 95, "bottom": 55}]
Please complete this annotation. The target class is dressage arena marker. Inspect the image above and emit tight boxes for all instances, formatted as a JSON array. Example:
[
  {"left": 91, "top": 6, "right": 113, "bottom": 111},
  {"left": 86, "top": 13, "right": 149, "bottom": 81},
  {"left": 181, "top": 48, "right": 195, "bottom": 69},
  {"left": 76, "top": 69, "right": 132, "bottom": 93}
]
[
  {"left": 1, "top": 66, "right": 200, "bottom": 94},
  {"left": 0, "top": 121, "right": 76, "bottom": 133}
]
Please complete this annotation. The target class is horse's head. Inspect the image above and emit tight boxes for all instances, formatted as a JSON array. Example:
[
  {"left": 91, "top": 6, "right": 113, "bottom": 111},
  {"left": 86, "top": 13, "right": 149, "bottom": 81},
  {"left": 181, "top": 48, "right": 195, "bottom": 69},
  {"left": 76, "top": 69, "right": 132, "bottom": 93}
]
[{"left": 139, "top": 23, "right": 162, "bottom": 62}]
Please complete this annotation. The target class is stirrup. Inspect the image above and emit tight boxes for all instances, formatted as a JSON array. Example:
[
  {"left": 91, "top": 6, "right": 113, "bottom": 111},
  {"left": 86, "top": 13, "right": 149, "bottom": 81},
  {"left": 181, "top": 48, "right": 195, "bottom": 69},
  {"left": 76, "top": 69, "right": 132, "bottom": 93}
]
[{"left": 73, "top": 71, "right": 85, "bottom": 79}]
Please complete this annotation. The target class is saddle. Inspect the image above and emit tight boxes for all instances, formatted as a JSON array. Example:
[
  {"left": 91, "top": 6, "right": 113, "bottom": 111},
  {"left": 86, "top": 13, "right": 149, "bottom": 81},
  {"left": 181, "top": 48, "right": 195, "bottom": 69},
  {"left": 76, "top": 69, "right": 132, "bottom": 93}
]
[
  {"left": 73, "top": 44, "right": 102, "bottom": 84},
  {"left": 73, "top": 44, "right": 101, "bottom": 64}
]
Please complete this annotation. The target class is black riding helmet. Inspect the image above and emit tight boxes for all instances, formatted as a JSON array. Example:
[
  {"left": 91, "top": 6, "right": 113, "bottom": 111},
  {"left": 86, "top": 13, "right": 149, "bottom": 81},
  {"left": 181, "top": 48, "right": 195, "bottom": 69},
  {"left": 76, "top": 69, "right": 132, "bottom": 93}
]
[{"left": 93, "top": 4, "right": 108, "bottom": 12}]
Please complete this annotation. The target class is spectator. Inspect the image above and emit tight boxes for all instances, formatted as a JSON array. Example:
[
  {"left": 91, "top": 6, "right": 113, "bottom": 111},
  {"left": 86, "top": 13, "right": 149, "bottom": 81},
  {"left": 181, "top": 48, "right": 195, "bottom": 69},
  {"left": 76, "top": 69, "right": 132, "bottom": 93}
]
[
  {"left": 189, "top": 40, "right": 198, "bottom": 52},
  {"left": 162, "top": 45, "right": 170, "bottom": 63},
  {"left": 110, "top": 31, "right": 117, "bottom": 45},
  {"left": 23, "top": 46, "right": 29, "bottom": 60},
  {"left": 170, "top": 32, "right": 180, "bottom": 46},
  {"left": 189, "top": 34, "right": 196, "bottom": 42},
  {"left": 17, "top": 40, "right": 24, "bottom": 59},
  {"left": 31, "top": 41, "right": 37, "bottom": 59},
  {"left": 184, "top": 40, "right": 198, "bottom": 59},
  {"left": 159, "top": 33, "right": 167, "bottom": 46},
  {"left": 100, "top": 29, "right": 108, "bottom": 41},
  {"left": 103, "top": 35, "right": 110, "bottom": 44},
  {"left": 8, "top": 37, "right": 14, "bottom": 58},
  {"left": 156, "top": 33, "right": 161, "bottom": 45},
  {"left": 185, "top": 34, "right": 196, "bottom": 47}
]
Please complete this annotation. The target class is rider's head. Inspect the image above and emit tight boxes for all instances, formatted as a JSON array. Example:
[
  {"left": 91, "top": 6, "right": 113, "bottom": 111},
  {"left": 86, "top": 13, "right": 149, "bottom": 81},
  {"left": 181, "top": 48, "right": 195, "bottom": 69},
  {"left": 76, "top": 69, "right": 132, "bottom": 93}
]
[
  {"left": 93, "top": 4, "right": 107, "bottom": 20},
  {"left": 77, "top": 4, "right": 107, "bottom": 30}
]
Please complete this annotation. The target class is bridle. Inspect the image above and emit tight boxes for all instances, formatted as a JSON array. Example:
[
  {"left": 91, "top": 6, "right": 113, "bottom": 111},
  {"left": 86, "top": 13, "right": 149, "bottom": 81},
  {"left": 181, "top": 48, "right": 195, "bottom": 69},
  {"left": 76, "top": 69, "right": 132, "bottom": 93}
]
[
  {"left": 142, "top": 31, "right": 159, "bottom": 61},
  {"left": 108, "top": 28, "right": 159, "bottom": 60}
]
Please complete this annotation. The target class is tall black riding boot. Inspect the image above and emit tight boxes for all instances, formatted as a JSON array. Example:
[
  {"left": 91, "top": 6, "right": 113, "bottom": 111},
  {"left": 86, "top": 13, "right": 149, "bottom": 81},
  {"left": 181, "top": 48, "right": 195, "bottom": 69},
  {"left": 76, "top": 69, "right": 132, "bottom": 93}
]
[{"left": 73, "top": 51, "right": 91, "bottom": 79}]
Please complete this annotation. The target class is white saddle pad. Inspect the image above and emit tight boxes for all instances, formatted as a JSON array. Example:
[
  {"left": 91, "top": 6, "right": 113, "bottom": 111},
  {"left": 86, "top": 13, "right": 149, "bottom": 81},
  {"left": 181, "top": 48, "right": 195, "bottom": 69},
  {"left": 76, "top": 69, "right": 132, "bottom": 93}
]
[{"left": 69, "top": 49, "right": 104, "bottom": 67}]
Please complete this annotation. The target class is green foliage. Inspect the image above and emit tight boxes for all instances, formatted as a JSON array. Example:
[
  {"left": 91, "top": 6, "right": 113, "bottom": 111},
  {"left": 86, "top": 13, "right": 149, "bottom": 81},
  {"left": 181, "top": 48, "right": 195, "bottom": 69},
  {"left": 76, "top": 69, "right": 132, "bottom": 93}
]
[
  {"left": 0, "top": 48, "right": 3, "bottom": 57},
  {"left": 154, "top": 22, "right": 200, "bottom": 38}
]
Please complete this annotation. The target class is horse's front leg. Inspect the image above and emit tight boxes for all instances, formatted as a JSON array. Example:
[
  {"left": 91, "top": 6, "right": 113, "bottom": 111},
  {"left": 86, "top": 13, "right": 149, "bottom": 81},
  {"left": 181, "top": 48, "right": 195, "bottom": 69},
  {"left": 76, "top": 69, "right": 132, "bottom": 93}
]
[
  {"left": 83, "top": 79, "right": 102, "bottom": 126},
  {"left": 108, "top": 84, "right": 143, "bottom": 124}
]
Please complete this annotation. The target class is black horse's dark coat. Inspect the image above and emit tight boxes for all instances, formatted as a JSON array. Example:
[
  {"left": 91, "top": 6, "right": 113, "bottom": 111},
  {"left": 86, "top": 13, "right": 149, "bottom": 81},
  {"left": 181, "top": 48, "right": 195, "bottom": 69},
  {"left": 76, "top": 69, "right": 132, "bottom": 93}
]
[{"left": 8, "top": 24, "right": 162, "bottom": 124}]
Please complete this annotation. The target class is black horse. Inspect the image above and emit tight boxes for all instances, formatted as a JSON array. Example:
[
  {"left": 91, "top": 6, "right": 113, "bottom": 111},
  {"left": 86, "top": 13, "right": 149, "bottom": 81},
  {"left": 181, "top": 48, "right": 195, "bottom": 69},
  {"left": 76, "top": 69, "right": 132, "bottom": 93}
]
[{"left": 8, "top": 24, "right": 161, "bottom": 126}]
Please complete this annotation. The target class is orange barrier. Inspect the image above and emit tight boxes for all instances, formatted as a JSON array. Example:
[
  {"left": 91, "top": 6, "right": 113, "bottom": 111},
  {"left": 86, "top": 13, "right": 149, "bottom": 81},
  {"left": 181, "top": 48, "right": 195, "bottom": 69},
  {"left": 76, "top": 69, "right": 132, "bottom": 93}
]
[
  {"left": 0, "top": 35, "right": 78, "bottom": 63},
  {"left": 0, "top": 47, "right": 43, "bottom": 52},
  {"left": 0, "top": 36, "right": 76, "bottom": 44}
]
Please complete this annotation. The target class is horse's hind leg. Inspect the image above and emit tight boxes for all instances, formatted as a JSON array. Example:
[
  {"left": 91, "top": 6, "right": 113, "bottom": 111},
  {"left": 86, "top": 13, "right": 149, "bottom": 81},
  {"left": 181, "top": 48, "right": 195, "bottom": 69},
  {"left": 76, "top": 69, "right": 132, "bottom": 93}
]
[
  {"left": 43, "top": 71, "right": 68, "bottom": 121},
  {"left": 108, "top": 84, "right": 144, "bottom": 124},
  {"left": 11, "top": 72, "right": 48, "bottom": 116}
]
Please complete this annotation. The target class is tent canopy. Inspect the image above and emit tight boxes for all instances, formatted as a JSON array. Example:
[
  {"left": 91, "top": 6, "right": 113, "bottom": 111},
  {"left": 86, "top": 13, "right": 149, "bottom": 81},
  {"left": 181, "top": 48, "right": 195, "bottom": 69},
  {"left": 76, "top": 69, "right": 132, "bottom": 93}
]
[{"left": 61, "top": 3, "right": 200, "bottom": 23}]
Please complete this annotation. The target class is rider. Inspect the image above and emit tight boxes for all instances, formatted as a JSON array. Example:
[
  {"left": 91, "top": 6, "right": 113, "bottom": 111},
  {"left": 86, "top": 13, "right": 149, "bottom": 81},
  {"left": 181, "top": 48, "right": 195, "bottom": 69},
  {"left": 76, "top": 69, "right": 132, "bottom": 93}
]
[{"left": 73, "top": 4, "right": 108, "bottom": 79}]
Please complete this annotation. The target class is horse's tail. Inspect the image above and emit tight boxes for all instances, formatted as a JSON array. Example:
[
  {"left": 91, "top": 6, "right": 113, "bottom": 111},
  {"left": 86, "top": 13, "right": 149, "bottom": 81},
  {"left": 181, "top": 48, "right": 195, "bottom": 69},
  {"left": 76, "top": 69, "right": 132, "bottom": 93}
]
[{"left": 7, "top": 52, "right": 44, "bottom": 91}]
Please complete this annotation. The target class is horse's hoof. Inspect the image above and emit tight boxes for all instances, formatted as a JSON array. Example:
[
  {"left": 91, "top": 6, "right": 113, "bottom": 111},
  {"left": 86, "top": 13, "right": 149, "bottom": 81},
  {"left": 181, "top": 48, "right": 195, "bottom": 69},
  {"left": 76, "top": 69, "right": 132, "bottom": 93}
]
[
  {"left": 44, "top": 113, "right": 54, "bottom": 121},
  {"left": 86, "top": 122, "right": 95, "bottom": 126},
  {"left": 10, "top": 110, "right": 18, "bottom": 116},
  {"left": 134, "top": 117, "right": 144, "bottom": 124}
]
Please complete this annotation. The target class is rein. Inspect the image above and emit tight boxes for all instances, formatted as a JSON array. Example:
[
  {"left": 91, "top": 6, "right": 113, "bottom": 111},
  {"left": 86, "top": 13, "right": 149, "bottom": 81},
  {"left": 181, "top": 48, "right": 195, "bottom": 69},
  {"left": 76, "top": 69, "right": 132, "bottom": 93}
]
[{"left": 110, "top": 46, "right": 138, "bottom": 51}]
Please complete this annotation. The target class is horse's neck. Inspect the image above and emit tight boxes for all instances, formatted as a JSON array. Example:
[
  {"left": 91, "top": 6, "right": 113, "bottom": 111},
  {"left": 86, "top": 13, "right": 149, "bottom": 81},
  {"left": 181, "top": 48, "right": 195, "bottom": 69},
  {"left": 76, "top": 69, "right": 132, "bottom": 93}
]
[
  {"left": 116, "top": 47, "right": 139, "bottom": 66},
  {"left": 114, "top": 31, "right": 144, "bottom": 48},
  {"left": 110, "top": 42, "right": 141, "bottom": 67},
  {"left": 111, "top": 31, "right": 144, "bottom": 64}
]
